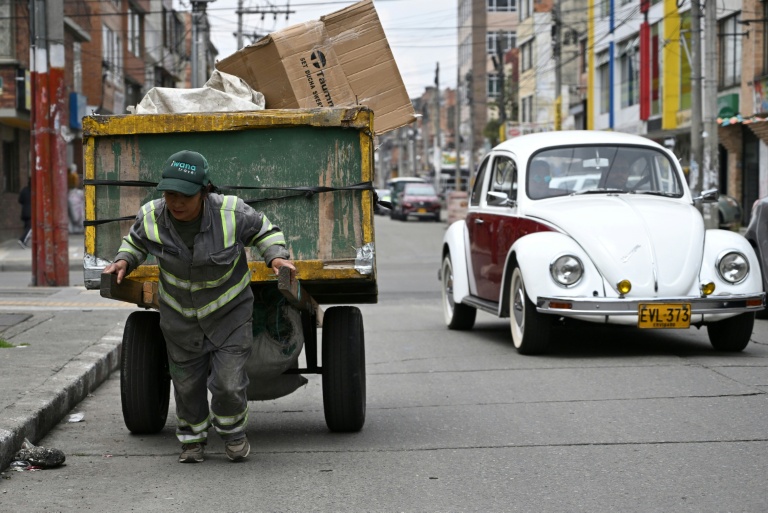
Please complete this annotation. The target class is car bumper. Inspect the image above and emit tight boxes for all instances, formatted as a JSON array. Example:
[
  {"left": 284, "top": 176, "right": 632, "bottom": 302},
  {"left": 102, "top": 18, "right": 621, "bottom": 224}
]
[
  {"left": 537, "top": 293, "right": 765, "bottom": 315},
  {"left": 404, "top": 209, "right": 440, "bottom": 218}
]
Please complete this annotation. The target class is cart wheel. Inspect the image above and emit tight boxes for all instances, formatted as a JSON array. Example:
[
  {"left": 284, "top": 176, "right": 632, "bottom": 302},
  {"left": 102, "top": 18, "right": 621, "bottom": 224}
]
[
  {"left": 322, "top": 306, "right": 366, "bottom": 432},
  {"left": 120, "top": 311, "right": 170, "bottom": 434}
]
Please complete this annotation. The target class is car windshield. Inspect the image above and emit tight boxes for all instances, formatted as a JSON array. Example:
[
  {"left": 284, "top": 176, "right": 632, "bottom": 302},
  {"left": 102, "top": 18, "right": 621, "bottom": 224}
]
[
  {"left": 404, "top": 185, "right": 437, "bottom": 196},
  {"left": 527, "top": 145, "right": 684, "bottom": 200}
]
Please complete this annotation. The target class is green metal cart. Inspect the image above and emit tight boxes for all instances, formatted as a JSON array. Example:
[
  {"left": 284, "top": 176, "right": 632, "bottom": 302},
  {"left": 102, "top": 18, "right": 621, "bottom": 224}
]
[{"left": 83, "top": 107, "right": 377, "bottom": 434}]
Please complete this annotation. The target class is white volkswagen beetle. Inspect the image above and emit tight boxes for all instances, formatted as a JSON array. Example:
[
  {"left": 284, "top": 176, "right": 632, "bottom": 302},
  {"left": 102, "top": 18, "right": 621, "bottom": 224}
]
[{"left": 440, "top": 131, "right": 765, "bottom": 354}]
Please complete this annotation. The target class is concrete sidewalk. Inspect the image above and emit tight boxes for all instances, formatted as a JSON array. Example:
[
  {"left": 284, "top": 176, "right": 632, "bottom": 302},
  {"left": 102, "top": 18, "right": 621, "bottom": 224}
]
[
  {"left": 0, "top": 234, "right": 131, "bottom": 472},
  {"left": 0, "top": 233, "right": 87, "bottom": 272}
]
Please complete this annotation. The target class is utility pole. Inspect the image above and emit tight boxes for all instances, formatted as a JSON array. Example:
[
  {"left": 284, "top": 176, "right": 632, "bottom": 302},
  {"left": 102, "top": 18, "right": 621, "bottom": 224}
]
[
  {"left": 466, "top": 70, "right": 474, "bottom": 190},
  {"left": 434, "top": 63, "right": 441, "bottom": 191},
  {"left": 494, "top": 39, "right": 506, "bottom": 125},
  {"left": 703, "top": 0, "right": 719, "bottom": 228},
  {"left": 237, "top": 0, "right": 244, "bottom": 50},
  {"left": 236, "top": 5, "right": 295, "bottom": 50},
  {"left": 690, "top": 0, "right": 703, "bottom": 202},
  {"left": 455, "top": 68, "right": 461, "bottom": 191},
  {"left": 397, "top": 128, "right": 404, "bottom": 177},
  {"left": 191, "top": 1, "right": 201, "bottom": 87},
  {"left": 31, "top": 0, "right": 69, "bottom": 286},
  {"left": 552, "top": 3, "right": 562, "bottom": 130}
]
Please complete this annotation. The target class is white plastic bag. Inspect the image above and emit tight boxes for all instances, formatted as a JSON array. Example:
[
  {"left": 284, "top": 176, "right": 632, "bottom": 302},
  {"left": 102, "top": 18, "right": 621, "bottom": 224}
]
[{"left": 130, "top": 70, "right": 265, "bottom": 114}]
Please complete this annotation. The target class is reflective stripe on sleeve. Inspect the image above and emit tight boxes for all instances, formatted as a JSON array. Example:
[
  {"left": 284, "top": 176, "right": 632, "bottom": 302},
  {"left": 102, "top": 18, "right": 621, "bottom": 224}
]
[
  {"left": 118, "top": 234, "right": 146, "bottom": 259},
  {"left": 247, "top": 215, "right": 273, "bottom": 247},
  {"left": 255, "top": 232, "right": 286, "bottom": 255},
  {"left": 220, "top": 195, "right": 237, "bottom": 249},
  {"left": 142, "top": 201, "right": 162, "bottom": 244}
]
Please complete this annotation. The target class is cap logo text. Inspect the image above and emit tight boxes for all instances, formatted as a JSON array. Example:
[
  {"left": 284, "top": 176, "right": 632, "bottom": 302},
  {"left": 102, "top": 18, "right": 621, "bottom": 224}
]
[{"left": 171, "top": 160, "right": 196, "bottom": 173}]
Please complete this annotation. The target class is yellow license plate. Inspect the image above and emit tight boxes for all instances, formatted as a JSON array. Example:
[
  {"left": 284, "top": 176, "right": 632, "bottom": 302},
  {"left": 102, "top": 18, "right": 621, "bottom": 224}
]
[
  {"left": 638, "top": 303, "right": 691, "bottom": 329},
  {"left": 418, "top": 208, "right": 427, "bottom": 213}
]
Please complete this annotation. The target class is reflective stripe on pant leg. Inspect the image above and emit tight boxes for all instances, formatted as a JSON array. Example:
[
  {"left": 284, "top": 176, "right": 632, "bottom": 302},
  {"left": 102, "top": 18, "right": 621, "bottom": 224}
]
[
  {"left": 208, "top": 320, "right": 252, "bottom": 442},
  {"left": 167, "top": 339, "right": 212, "bottom": 444}
]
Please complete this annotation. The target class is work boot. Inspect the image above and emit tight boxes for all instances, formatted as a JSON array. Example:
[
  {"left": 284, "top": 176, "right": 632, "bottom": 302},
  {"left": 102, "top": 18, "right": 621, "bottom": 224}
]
[
  {"left": 225, "top": 436, "right": 250, "bottom": 462},
  {"left": 179, "top": 442, "right": 205, "bottom": 463}
]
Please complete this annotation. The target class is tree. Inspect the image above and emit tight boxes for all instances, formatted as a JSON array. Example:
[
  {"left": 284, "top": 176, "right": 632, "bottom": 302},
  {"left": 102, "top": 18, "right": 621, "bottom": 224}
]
[{"left": 484, "top": 118, "right": 501, "bottom": 147}]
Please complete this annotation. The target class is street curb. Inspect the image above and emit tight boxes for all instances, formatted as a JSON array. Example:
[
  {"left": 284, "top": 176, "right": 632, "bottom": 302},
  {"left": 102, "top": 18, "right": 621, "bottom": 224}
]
[{"left": 0, "top": 326, "right": 123, "bottom": 472}]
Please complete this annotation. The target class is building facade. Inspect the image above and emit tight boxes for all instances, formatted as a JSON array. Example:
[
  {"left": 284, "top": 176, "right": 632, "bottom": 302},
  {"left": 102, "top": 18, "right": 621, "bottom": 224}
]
[
  {"left": 582, "top": 0, "right": 764, "bottom": 225},
  {"left": 458, "top": 0, "right": 519, "bottom": 170},
  {"left": 0, "top": 0, "right": 213, "bottom": 242}
]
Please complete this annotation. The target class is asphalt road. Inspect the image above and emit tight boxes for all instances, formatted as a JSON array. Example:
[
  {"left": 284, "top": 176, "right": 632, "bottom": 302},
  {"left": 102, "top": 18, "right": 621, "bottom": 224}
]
[{"left": 2, "top": 215, "right": 768, "bottom": 512}]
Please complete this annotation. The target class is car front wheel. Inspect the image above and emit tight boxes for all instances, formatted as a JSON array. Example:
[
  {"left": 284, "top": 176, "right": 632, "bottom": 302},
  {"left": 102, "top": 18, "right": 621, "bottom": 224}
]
[
  {"left": 509, "top": 266, "right": 551, "bottom": 355},
  {"left": 441, "top": 254, "right": 476, "bottom": 330},
  {"left": 706, "top": 312, "right": 754, "bottom": 352}
]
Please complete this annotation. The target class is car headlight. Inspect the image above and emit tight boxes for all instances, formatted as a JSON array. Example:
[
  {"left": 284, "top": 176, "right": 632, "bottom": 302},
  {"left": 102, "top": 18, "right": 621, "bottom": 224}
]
[
  {"left": 550, "top": 255, "right": 583, "bottom": 287},
  {"left": 716, "top": 251, "right": 749, "bottom": 284}
]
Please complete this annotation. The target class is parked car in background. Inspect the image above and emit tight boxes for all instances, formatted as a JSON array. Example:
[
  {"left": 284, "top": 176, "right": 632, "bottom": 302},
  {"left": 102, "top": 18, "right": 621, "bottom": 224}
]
[
  {"left": 439, "top": 130, "right": 765, "bottom": 355},
  {"left": 392, "top": 182, "right": 441, "bottom": 221},
  {"left": 387, "top": 176, "right": 426, "bottom": 219},
  {"left": 717, "top": 194, "right": 742, "bottom": 230},
  {"left": 375, "top": 188, "right": 392, "bottom": 215}
]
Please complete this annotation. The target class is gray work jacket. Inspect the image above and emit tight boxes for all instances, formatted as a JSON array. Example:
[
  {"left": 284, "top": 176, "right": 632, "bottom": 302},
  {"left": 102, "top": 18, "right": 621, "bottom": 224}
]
[{"left": 114, "top": 193, "right": 290, "bottom": 355}]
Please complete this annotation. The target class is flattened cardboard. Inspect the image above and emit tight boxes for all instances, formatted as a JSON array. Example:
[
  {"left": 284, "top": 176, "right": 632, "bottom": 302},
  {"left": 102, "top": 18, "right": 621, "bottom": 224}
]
[{"left": 216, "top": 0, "right": 415, "bottom": 134}]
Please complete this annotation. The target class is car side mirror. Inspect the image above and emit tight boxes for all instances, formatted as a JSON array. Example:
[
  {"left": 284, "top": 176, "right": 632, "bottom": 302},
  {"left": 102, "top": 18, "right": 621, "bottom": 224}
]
[
  {"left": 693, "top": 188, "right": 719, "bottom": 203},
  {"left": 487, "top": 191, "right": 515, "bottom": 207}
]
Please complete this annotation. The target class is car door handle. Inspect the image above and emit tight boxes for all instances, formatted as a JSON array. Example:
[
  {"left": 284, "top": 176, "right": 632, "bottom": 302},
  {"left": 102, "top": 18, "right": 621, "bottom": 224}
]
[{"left": 474, "top": 218, "right": 484, "bottom": 224}]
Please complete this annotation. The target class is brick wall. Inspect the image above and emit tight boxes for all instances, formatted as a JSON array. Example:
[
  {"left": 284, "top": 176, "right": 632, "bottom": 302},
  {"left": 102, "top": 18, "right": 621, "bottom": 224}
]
[{"left": 0, "top": 67, "right": 18, "bottom": 109}]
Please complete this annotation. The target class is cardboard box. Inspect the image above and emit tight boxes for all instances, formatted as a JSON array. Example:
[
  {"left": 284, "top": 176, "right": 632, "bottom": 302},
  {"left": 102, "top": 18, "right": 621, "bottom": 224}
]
[{"left": 216, "top": 0, "right": 415, "bottom": 134}]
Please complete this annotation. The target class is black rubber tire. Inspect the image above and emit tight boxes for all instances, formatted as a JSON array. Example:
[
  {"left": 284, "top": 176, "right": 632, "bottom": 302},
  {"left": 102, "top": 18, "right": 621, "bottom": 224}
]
[
  {"left": 441, "top": 254, "right": 476, "bottom": 330},
  {"left": 509, "top": 266, "right": 551, "bottom": 355},
  {"left": 707, "top": 312, "right": 754, "bottom": 352},
  {"left": 120, "top": 311, "right": 170, "bottom": 434},
  {"left": 322, "top": 306, "right": 366, "bottom": 432}
]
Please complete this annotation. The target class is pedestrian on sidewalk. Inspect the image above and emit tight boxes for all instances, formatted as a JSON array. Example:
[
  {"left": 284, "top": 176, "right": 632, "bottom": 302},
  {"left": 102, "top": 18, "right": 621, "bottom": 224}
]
[
  {"left": 102, "top": 150, "right": 295, "bottom": 464},
  {"left": 17, "top": 179, "right": 31, "bottom": 248}
]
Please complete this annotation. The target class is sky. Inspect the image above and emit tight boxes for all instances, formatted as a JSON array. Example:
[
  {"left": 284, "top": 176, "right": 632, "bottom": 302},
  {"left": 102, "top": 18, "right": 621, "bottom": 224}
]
[{"left": 186, "top": 0, "right": 458, "bottom": 98}]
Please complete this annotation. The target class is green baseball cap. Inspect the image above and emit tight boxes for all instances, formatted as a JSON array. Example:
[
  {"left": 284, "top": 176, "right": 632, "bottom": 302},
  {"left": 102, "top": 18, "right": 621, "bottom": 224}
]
[{"left": 157, "top": 150, "right": 210, "bottom": 196}]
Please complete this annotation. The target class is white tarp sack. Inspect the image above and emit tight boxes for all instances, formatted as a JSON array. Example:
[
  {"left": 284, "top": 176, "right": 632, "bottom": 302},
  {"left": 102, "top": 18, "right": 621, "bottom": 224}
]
[{"left": 129, "top": 70, "right": 265, "bottom": 114}]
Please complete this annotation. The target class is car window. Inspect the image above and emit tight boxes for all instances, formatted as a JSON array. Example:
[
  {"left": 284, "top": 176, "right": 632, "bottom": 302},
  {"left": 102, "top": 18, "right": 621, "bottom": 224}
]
[
  {"left": 531, "top": 145, "right": 684, "bottom": 197},
  {"left": 404, "top": 184, "right": 437, "bottom": 196},
  {"left": 470, "top": 157, "right": 490, "bottom": 207},
  {"left": 490, "top": 156, "right": 516, "bottom": 197}
]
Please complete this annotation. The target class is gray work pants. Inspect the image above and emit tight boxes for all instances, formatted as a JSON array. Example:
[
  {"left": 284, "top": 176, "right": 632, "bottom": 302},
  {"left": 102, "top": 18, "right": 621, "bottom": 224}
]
[{"left": 166, "top": 320, "right": 252, "bottom": 444}]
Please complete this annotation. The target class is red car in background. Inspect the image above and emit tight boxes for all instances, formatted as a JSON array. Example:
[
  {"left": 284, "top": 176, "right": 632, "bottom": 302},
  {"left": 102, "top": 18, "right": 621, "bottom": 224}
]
[{"left": 392, "top": 182, "right": 441, "bottom": 222}]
